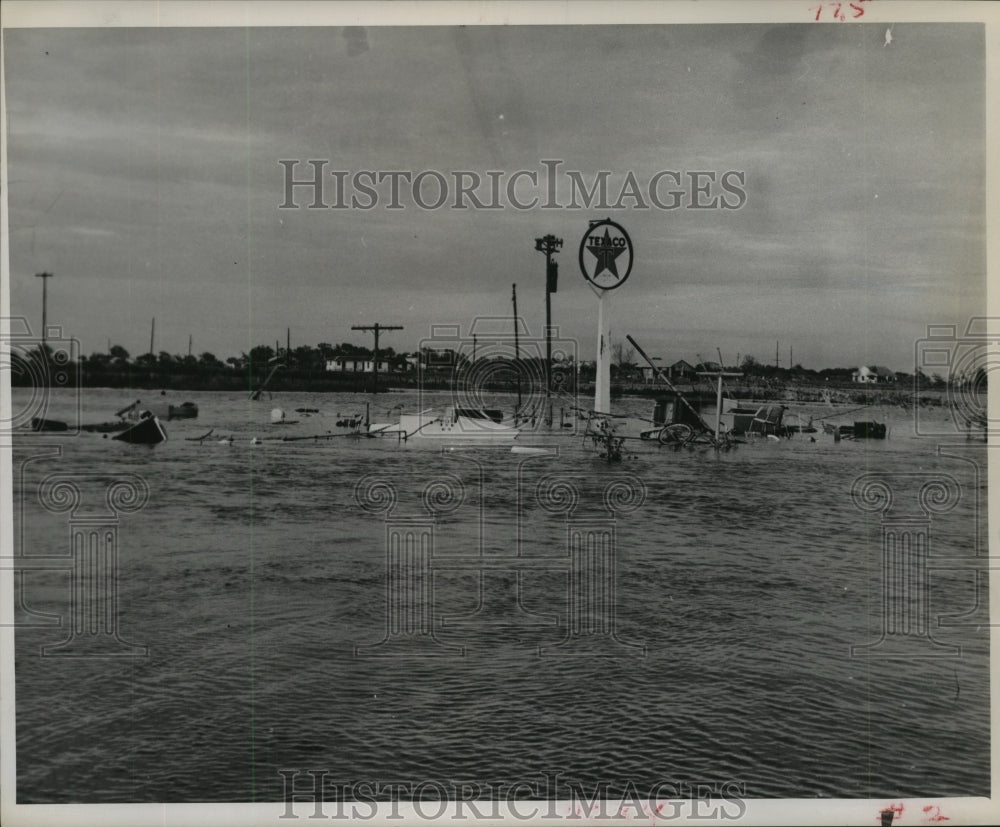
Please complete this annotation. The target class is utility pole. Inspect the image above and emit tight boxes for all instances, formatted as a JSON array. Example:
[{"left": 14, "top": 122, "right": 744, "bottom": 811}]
[
  {"left": 534, "top": 234, "right": 562, "bottom": 420},
  {"left": 512, "top": 284, "right": 521, "bottom": 415},
  {"left": 188, "top": 335, "right": 193, "bottom": 358},
  {"left": 473, "top": 334, "right": 478, "bottom": 363},
  {"left": 774, "top": 340, "right": 780, "bottom": 369},
  {"left": 351, "top": 323, "right": 403, "bottom": 394},
  {"left": 150, "top": 318, "right": 155, "bottom": 355},
  {"left": 698, "top": 366, "right": 744, "bottom": 446},
  {"left": 35, "top": 272, "right": 53, "bottom": 351}
]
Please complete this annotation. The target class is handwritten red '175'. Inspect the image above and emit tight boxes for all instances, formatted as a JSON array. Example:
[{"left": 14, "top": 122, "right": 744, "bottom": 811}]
[{"left": 811, "top": 0, "right": 871, "bottom": 21}]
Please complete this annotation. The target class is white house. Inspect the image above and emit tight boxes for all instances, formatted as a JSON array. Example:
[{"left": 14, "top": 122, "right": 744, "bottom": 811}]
[
  {"left": 852, "top": 365, "right": 896, "bottom": 383},
  {"left": 326, "top": 358, "right": 390, "bottom": 373}
]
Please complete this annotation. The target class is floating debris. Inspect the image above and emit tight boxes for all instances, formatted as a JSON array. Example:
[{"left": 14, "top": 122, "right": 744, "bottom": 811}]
[
  {"left": 112, "top": 413, "right": 167, "bottom": 445},
  {"left": 270, "top": 408, "right": 298, "bottom": 425},
  {"left": 167, "top": 401, "right": 199, "bottom": 420},
  {"left": 31, "top": 417, "right": 69, "bottom": 432},
  {"left": 835, "top": 421, "right": 887, "bottom": 441}
]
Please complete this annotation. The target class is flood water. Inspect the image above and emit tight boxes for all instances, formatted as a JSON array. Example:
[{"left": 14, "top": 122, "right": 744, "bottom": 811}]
[{"left": 9, "top": 387, "right": 990, "bottom": 803}]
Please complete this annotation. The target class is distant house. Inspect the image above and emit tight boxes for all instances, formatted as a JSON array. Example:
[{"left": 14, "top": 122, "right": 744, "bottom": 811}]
[
  {"left": 639, "top": 358, "right": 698, "bottom": 384},
  {"left": 669, "top": 359, "right": 697, "bottom": 380},
  {"left": 326, "top": 358, "right": 389, "bottom": 373},
  {"left": 852, "top": 365, "right": 897, "bottom": 384}
]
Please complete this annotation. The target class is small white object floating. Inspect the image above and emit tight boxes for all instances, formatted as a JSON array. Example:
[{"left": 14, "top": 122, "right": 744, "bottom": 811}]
[
  {"left": 251, "top": 437, "right": 263, "bottom": 445},
  {"left": 218, "top": 436, "right": 234, "bottom": 445},
  {"left": 510, "top": 446, "right": 552, "bottom": 455},
  {"left": 269, "top": 407, "right": 298, "bottom": 425}
]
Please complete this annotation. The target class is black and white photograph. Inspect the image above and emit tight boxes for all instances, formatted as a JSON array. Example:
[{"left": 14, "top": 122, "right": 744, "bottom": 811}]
[{"left": 1, "top": 2, "right": 997, "bottom": 825}]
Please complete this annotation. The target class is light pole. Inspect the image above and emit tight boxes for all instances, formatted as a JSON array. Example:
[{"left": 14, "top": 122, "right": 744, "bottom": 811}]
[{"left": 534, "top": 234, "right": 562, "bottom": 421}]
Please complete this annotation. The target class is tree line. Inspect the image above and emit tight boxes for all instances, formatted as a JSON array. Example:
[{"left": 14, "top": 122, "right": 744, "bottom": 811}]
[{"left": 9, "top": 340, "right": 984, "bottom": 392}]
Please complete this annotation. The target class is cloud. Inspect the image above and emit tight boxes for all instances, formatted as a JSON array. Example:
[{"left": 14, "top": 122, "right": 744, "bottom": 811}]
[{"left": 2, "top": 23, "right": 985, "bottom": 368}]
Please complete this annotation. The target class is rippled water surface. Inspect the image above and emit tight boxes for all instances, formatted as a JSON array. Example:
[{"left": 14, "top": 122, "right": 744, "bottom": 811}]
[{"left": 10, "top": 388, "right": 990, "bottom": 802}]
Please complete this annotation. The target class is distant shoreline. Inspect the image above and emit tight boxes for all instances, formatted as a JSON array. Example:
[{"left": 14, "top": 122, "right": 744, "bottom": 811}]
[{"left": 18, "top": 375, "right": 967, "bottom": 410}]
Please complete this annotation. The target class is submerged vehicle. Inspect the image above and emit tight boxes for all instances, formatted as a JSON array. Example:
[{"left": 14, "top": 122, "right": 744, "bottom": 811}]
[
  {"left": 638, "top": 393, "right": 716, "bottom": 444},
  {"left": 636, "top": 395, "right": 808, "bottom": 445},
  {"left": 716, "top": 400, "right": 817, "bottom": 438},
  {"left": 368, "top": 406, "right": 518, "bottom": 443},
  {"left": 745, "top": 403, "right": 787, "bottom": 438}
]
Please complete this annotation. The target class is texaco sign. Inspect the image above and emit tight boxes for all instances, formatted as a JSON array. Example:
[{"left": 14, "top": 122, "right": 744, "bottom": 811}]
[{"left": 578, "top": 218, "right": 633, "bottom": 290}]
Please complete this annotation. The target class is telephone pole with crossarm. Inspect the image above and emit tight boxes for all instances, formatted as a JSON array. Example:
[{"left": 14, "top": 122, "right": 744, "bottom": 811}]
[
  {"left": 351, "top": 323, "right": 403, "bottom": 394},
  {"left": 534, "top": 234, "right": 562, "bottom": 424},
  {"left": 35, "top": 272, "right": 53, "bottom": 351}
]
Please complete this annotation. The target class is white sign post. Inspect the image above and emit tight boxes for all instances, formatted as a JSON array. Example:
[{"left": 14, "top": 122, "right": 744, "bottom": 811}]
[
  {"left": 594, "top": 288, "right": 611, "bottom": 415},
  {"left": 578, "top": 219, "right": 633, "bottom": 417}
]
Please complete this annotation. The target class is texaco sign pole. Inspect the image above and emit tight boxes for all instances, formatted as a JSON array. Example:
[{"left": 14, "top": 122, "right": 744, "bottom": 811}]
[
  {"left": 595, "top": 289, "right": 611, "bottom": 415},
  {"left": 579, "top": 219, "right": 633, "bottom": 416}
]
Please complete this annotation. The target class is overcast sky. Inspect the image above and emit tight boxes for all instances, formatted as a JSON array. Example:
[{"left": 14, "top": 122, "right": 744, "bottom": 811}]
[{"left": 2, "top": 21, "right": 986, "bottom": 370}]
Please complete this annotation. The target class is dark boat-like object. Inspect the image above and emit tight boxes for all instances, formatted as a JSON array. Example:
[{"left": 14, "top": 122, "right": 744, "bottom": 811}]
[
  {"left": 80, "top": 420, "right": 129, "bottom": 433},
  {"left": 112, "top": 413, "right": 168, "bottom": 445},
  {"left": 30, "top": 417, "right": 69, "bottom": 432},
  {"left": 167, "top": 401, "right": 199, "bottom": 420},
  {"left": 836, "top": 421, "right": 887, "bottom": 440}
]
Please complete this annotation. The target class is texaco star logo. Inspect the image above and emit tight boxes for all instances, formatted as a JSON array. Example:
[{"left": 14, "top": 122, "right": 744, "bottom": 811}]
[{"left": 578, "top": 218, "right": 633, "bottom": 290}]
